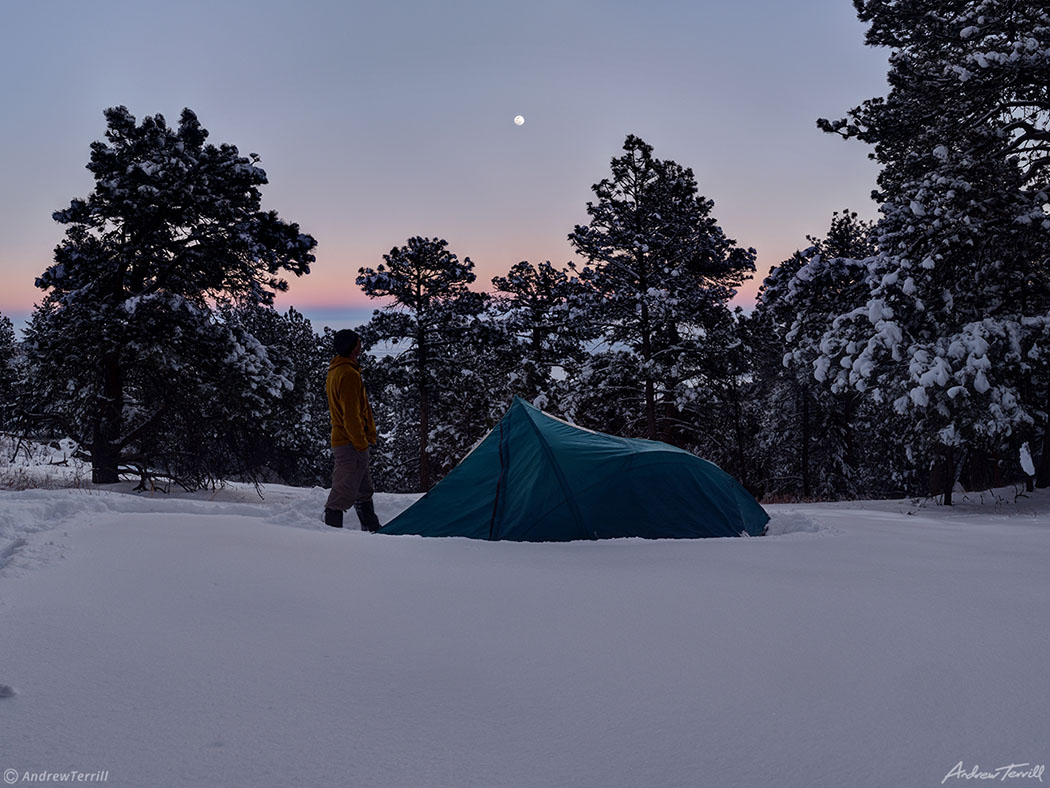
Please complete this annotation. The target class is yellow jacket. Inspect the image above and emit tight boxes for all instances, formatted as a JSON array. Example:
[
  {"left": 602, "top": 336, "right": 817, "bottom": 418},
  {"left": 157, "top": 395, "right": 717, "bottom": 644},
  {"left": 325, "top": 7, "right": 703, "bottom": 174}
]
[{"left": 326, "top": 356, "right": 377, "bottom": 450}]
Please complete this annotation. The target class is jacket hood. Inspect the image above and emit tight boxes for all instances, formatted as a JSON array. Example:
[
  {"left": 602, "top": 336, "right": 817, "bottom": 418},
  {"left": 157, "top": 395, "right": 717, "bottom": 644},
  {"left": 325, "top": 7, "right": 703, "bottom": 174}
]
[{"left": 329, "top": 356, "right": 360, "bottom": 372}]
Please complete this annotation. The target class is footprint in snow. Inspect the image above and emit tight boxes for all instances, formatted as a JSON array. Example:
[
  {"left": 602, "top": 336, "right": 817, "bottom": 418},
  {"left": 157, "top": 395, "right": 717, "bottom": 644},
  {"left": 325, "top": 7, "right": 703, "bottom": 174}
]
[{"left": 0, "top": 685, "right": 15, "bottom": 699}]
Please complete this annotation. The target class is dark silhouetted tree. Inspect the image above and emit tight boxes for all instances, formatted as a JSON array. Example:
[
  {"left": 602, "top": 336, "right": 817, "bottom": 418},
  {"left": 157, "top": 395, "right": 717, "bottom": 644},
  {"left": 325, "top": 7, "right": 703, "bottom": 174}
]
[
  {"left": 489, "top": 260, "right": 593, "bottom": 410},
  {"left": 568, "top": 134, "right": 756, "bottom": 445},
  {"left": 357, "top": 236, "right": 485, "bottom": 491},
  {"left": 816, "top": 1, "right": 1050, "bottom": 502},
  {"left": 26, "top": 106, "right": 316, "bottom": 484}
]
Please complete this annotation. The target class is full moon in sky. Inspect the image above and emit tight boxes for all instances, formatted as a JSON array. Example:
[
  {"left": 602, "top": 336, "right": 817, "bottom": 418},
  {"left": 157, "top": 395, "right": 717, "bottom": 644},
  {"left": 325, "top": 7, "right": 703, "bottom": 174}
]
[{"left": 513, "top": 115, "right": 525, "bottom": 126}]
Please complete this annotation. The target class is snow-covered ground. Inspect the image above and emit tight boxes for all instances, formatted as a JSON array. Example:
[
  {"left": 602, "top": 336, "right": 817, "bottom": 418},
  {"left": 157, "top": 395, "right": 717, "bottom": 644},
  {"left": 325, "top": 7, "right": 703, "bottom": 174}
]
[{"left": 1, "top": 463, "right": 1048, "bottom": 788}]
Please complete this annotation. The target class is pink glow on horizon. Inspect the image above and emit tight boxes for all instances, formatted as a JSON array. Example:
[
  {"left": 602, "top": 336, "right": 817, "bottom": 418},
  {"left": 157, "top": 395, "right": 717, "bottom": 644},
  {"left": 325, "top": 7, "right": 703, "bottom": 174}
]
[
  {"left": 1, "top": 237, "right": 769, "bottom": 319},
  {"left": 280, "top": 264, "right": 767, "bottom": 314},
  {"left": 0, "top": 271, "right": 46, "bottom": 314}
]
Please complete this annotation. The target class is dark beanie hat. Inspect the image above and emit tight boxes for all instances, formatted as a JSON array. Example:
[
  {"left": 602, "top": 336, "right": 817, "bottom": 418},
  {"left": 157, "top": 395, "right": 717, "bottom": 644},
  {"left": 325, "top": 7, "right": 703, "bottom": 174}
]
[{"left": 333, "top": 329, "right": 361, "bottom": 357}]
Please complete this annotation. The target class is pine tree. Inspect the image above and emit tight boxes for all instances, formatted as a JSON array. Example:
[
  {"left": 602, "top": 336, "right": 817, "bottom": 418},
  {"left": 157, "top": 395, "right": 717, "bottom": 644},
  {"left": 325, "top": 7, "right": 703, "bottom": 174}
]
[
  {"left": 489, "top": 260, "right": 593, "bottom": 411},
  {"left": 568, "top": 134, "right": 757, "bottom": 444},
  {"left": 752, "top": 211, "right": 898, "bottom": 500},
  {"left": 0, "top": 314, "right": 16, "bottom": 430},
  {"left": 358, "top": 344, "right": 417, "bottom": 493},
  {"left": 694, "top": 307, "right": 762, "bottom": 490},
  {"left": 139, "top": 313, "right": 294, "bottom": 488},
  {"left": 27, "top": 107, "right": 317, "bottom": 484},
  {"left": 816, "top": 1, "right": 1050, "bottom": 502},
  {"left": 357, "top": 237, "right": 485, "bottom": 491},
  {"left": 217, "top": 305, "right": 331, "bottom": 486},
  {"left": 567, "top": 350, "right": 646, "bottom": 440},
  {"left": 428, "top": 316, "right": 518, "bottom": 481}
]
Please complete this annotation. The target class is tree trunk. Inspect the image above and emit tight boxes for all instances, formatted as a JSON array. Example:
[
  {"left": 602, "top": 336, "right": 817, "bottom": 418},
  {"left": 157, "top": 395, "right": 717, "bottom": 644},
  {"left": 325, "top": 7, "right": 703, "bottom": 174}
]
[
  {"left": 733, "top": 394, "right": 748, "bottom": 490},
  {"left": 644, "top": 379, "right": 657, "bottom": 440},
  {"left": 842, "top": 392, "right": 858, "bottom": 493},
  {"left": 660, "top": 400, "right": 676, "bottom": 444},
  {"left": 529, "top": 325, "right": 545, "bottom": 401},
  {"left": 942, "top": 449, "right": 953, "bottom": 506},
  {"left": 419, "top": 390, "right": 430, "bottom": 492},
  {"left": 1037, "top": 385, "right": 1050, "bottom": 488},
  {"left": 91, "top": 351, "right": 123, "bottom": 484},
  {"left": 800, "top": 387, "right": 811, "bottom": 499},
  {"left": 417, "top": 327, "right": 431, "bottom": 493},
  {"left": 640, "top": 300, "right": 657, "bottom": 441}
]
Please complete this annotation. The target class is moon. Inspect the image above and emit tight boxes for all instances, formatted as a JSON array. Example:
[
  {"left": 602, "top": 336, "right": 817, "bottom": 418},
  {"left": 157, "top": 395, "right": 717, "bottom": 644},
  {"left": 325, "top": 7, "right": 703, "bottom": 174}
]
[{"left": 513, "top": 115, "right": 525, "bottom": 126}]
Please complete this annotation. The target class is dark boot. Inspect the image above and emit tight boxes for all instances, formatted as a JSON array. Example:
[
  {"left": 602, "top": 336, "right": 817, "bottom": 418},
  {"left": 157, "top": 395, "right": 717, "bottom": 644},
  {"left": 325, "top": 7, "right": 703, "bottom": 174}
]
[
  {"left": 324, "top": 508, "right": 344, "bottom": 528},
  {"left": 354, "top": 500, "right": 381, "bottom": 532}
]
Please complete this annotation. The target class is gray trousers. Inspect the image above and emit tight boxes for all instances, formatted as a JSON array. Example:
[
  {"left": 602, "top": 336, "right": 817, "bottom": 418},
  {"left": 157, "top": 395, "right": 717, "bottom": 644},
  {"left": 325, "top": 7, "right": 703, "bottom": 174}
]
[{"left": 325, "top": 445, "right": 374, "bottom": 512}]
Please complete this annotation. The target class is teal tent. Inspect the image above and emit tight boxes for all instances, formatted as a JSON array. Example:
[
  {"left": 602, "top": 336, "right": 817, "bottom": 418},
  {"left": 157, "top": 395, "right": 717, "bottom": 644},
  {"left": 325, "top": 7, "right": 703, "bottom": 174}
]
[{"left": 380, "top": 397, "right": 768, "bottom": 541}]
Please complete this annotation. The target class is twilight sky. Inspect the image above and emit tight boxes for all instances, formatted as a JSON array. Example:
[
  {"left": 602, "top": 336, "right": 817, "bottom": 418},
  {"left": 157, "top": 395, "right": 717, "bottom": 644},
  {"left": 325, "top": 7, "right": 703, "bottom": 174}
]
[{"left": 0, "top": 0, "right": 888, "bottom": 330}]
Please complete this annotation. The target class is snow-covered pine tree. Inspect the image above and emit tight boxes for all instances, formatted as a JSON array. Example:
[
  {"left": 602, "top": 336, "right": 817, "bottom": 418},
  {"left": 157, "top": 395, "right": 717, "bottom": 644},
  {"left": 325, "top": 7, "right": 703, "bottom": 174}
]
[
  {"left": 141, "top": 313, "right": 295, "bottom": 488},
  {"left": 692, "top": 307, "right": 763, "bottom": 489},
  {"left": 489, "top": 260, "right": 593, "bottom": 412},
  {"left": 751, "top": 211, "right": 904, "bottom": 499},
  {"left": 567, "top": 349, "right": 647, "bottom": 440},
  {"left": 27, "top": 107, "right": 317, "bottom": 484},
  {"left": 749, "top": 252, "right": 813, "bottom": 498},
  {"left": 356, "top": 341, "right": 418, "bottom": 494},
  {"left": 0, "top": 314, "right": 16, "bottom": 429},
  {"left": 217, "top": 304, "right": 331, "bottom": 486},
  {"left": 426, "top": 314, "right": 518, "bottom": 482},
  {"left": 356, "top": 237, "right": 486, "bottom": 491},
  {"left": 816, "top": 1, "right": 1050, "bottom": 503},
  {"left": 568, "top": 134, "right": 757, "bottom": 445},
  {"left": 361, "top": 300, "right": 509, "bottom": 494}
]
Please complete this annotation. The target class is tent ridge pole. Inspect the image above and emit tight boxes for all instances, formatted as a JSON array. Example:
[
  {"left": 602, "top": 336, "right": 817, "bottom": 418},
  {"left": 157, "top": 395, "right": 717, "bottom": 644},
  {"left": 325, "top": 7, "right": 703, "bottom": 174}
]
[
  {"left": 488, "top": 419, "right": 508, "bottom": 540},
  {"left": 521, "top": 402, "right": 592, "bottom": 539}
]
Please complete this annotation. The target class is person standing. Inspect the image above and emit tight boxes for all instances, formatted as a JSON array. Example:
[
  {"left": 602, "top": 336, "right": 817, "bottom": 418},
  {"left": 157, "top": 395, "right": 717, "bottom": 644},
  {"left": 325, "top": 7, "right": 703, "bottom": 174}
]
[{"left": 324, "top": 329, "right": 381, "bottom": 531}]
